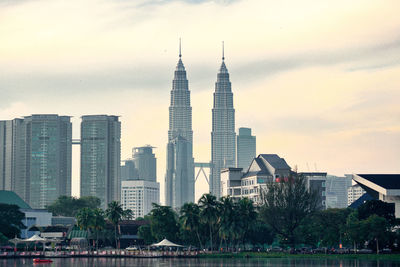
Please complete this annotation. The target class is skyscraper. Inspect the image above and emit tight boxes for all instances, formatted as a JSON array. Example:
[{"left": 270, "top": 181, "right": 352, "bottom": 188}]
[
  {"left": 210, "top": 44, "right": 236, "bottom": 198},
  {"left": 236, "top": 127, "right": 256, "bottom": 170},
  {"left": 0, "top": 120, "right": 13, "bottom": 191},
  {"left": 121, "top": 145, "right": 159, "bottom": 218},
  {"left": 80, "top": 115, "right": 121, "bottom": 209},
  {"left": 165, "top": 42, "right": 194, "bottom": 208},
  {"left": 1, "top": 115, "right": 72, "bottom": 208},
  {"left": 133, "top": 145, "right": 156, "bottom": 182}
]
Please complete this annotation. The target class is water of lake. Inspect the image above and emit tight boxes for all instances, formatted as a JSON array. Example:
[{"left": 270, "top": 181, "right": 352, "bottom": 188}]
[{"left": 2, "top": 257, "right": 400, "bottom": 267}]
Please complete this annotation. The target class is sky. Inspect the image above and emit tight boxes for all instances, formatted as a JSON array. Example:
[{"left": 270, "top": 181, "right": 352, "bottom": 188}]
[{"left": 1, "top": 0, "right": 399, "bottom": 203}]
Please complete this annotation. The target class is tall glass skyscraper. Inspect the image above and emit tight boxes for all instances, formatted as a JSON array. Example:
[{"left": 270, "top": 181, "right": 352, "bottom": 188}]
[
  {"left": 80, "top": 115, "right": 121, "bottom": 209},
  {"left": 237, "top": 127, "right": 256, "bottom": 170},
  {"left": 133, "top": 146, "right": 156, "bottom": 182},
  {"left": 211, "top": 46, "right": 236, "bottom": 198},
  {"left": 165, "top": 43, "right": 195, "bottom": 208},
  {"left": 0, "top": 115, "right": 72, "bottom": 208}
]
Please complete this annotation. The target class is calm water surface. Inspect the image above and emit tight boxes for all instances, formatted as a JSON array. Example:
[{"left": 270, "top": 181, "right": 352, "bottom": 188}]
[{"left": 1, "top": 258, "right": 400, "bottom": 267}]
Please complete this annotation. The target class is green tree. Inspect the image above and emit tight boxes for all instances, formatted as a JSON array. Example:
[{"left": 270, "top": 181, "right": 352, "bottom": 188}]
[
  {"left": 149, "top": 204, "right": 179, "bottom": 242},
  {"left": 90, "top": 208, "right": 106, "bottom": 250},
  {"left": 198, "top": 194, "right": 219, "bottom": 251},
  {"left": 0, "top": 204, "right": 25, "bottom": 238},
  {"left": 106, "top": 201, "right": 132, "bottom": 249},
  {"left": 138, "top": 224, "right": 155, "bottom": 245},
  {"left": 47, "top": 196, "right": 101, "bottom": 217},
  {"left": 259, "top": 174, "right": 319, "bottom": 248},
  {"left": 237, "top": 198, "right": 257, "bottom": 248},
  {"left": 345, "top": 210, "right": 365, "bottom": 251},
  {"left": 76, "top": 208, "right": 95, "bottom": 250},
  {"left": 247, "top": 218, "right": 275, "bottom": 247},
  {"left": 180, "top": 202, "right": 203, "bottom": 249},
  {"left": 301, "top": 208, "right": 352, "bottom": 247},
  {"left": 363, "top": 215, "right": 391, "bottom": 253},
  {"left": 358, "top": 200, "right": 396, "bottom": 225},
  {"left": 217, "top": 196, "right": 236, "bottom": 249}
]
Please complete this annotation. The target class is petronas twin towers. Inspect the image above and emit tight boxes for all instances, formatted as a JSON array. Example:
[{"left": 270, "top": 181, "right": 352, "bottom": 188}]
[{"left": 165, "top": 42, "right": 235, "bottom": 208}]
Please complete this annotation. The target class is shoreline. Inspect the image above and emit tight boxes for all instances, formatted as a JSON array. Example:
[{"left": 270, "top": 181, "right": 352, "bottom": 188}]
[
  {"left": 2, "top": 251, "right": 400, "bottom": 261},
  {"left": 197, "top": 252, "right": 400, "bottom": 260}
]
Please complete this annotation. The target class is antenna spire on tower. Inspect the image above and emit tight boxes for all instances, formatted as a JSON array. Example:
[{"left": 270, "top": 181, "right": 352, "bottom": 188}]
[
  {"left": 222, "top": 41, "right": 225, "bottom": 61},
  {"left": 179, "top": 38, "right": 182, "bottom": 58}
]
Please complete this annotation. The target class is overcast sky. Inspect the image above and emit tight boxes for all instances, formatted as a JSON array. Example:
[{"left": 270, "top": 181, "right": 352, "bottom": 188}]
[{"left": 1, "top": 0, "right": 399, "bottom": 202}]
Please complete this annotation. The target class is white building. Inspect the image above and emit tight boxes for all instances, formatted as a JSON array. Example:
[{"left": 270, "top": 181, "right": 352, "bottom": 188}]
[
  {"left": 347, "top": 184, "right": 366, "bottom": 206},
  {"left": 221, "top": 154, "right": 291, "bottom": 204},
  {"left": 121, "top": 180, "right": 160, "bottom": 219}
]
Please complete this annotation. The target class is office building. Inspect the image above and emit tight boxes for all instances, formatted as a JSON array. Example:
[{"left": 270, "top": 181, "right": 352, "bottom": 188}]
[
  {"left": 133, "top": 146, "right": 156, "bottom": 182},
  {"left": 0, "top": 115, "right": 72, "bottom": 209},
  {"left": 325, "top": 175, "right": 353, "bottom": 208},
  {"left": 352, "top": 174, "right": 400, "bottom": 217},
  {"left": 80, "top": 115, "right": 121, "bottom": 209},
  {"left": 120, "top": 159, "right": 138, "bottom": 181},
  {"left": 236, "top": 127, "right": 256, "bottom": 170},
  {"left": 300, "top": 172, "right": 327, "bottom": 210},
  {"left": 165, "top": 43, "right": 194, "bottom": 208},
  {"left": 121, "top": 180, "right": 160, "bottom": 219},
  {"left": 211, "top": 45, "right": 236, "bottom": 198},
  {"left": 0, "top": 120, "right": 13, "bottom": 191}
]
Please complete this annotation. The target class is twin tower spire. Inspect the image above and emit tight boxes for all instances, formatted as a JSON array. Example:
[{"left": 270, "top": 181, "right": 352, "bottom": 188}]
[
  {"left": 165, "top": 40, "right": 235, "bottom": 208},
  {"left": 178, "top": 38, "right": 226, "bottom": 60}
]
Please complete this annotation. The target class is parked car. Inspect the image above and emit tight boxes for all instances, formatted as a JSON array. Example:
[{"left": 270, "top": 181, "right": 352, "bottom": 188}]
[{"left": 126, "top": 246, "right": 138, "bottom": 251}]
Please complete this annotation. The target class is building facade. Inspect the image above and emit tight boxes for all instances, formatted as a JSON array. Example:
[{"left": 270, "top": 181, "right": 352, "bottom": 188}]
[
  {"left": 348, "top": 184, "right": 366, "bottom": 206},
  {"left": 133, "top": 146, "right": 156, "bottom": 182},
  {"left": 211, "top": 50, "right": 236, "bottom": 198},
  {"left": 221, "top": 154, "right": 291, "bottom": 204},
  {"left": 0, "top": 120, "right": 14, "bottom": 191},
  {"left": 236, "top": 127, "right": 256, "bottom": 171},
  {"left": 121, "top": 180, "right": 160, "bottom": 219},
  {"left": 300, "top": 172, "right": 327, "bottom": 210},
  {"left": 120, "top": 159, "right": 138, "bottom": 181},
  {"left": 165, "top": 47, "right": 194, "bottom": 208},
  {"left": 325, "top": 174, "right": 353, "bottom": 208},
  {"left": 0, "top": 115, "right": 72, "bottom": 208},
  {"left": 80, "top": 115, "right": 121, "bottom": 209}
]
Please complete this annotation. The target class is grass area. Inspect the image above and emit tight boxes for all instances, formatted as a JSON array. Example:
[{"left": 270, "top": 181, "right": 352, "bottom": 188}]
[{"left": 198, "top": 252, "right": 400, "bottom": 260}]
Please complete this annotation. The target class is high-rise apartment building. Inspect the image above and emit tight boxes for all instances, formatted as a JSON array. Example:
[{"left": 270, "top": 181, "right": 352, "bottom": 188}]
[
  {"left": 165, "top": 44, "right": 195, "bottom": 208},
  {"left": 133, "top": 146, "right": 156, "bottom": 182},
  {"left": 80, "top": 115, "right": 121, "bottom": 209},
  {"left": 211, "top": 46, "right": 236, "bottom": 198},
  {"left": 0, "top": 115, "right": 72, "bottom": 208},
  {"left": 121, "top": 180, "right": 159, "bottom": 219},
  {"left": 236, "top": 127, "right": 256, "bottom": 171}
]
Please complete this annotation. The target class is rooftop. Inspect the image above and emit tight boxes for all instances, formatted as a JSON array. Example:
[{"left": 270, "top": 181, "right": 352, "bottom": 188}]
[
  {"left": 0, "top": 190, "right": 31, "bottom": 209},
  {"left": 356, "top": 174, "right": 400, "bottom": 189}
]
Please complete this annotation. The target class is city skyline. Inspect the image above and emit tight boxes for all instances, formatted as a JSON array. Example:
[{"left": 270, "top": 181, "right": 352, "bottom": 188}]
[{"left": 1, "top": 1, "right": 399, "bottom": 203}]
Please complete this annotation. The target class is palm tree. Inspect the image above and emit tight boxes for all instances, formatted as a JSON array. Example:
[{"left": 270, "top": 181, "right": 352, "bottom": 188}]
[
  {"left": 106, "top": 201, "right": 133, "bottom": 249},
  {"left": 76, "top": 208, "right": 94, "bottom": 250},
  {"left": 237, "top": 198, "right": 257, "bottom": 248},
  {"left": 198, "top": 194, "right": 218, "bottom": 251},
  {"left": 180, "top": 202, "right": 203, "bottom": 250},
  {"left": 90, "top": 208, "right": 105, "bottom": 250},
  {"left": 218, "top": 196, "right": 237, "bottom": 250}
]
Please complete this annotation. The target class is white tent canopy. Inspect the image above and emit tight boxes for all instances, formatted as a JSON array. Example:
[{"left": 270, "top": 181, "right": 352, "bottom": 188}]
[
  {"left": 24, "top": 234, "right": 47, "bottom": 242},
  {"left": 151, "top": 239, "right": 183, "bottom": 247}
]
